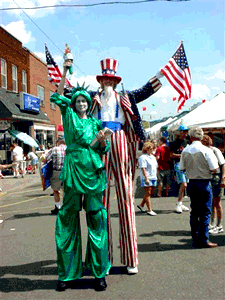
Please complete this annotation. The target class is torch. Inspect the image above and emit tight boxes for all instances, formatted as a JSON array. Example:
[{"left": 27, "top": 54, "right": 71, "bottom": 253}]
[{"left": 63, "top": 44, "right": 73, "bottom": 75}]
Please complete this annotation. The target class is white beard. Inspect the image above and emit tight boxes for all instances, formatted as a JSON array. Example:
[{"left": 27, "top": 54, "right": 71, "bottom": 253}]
[{"left": 103, "top": 85, "right": 114, "bottom": 100}]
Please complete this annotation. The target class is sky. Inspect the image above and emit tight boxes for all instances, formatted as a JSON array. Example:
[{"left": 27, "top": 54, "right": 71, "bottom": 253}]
[{"left": 1, "top": 0, "right": 224, "bottom": 120}]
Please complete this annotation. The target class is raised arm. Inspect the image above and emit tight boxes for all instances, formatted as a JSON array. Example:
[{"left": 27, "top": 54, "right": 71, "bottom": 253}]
[
  {"left": 128, "top": 74, "right": 163, "bottom": 104},
  {"left": 50, "top": 62, "right": 73, "bottom": 109},
  {"left": 57, "top": 61, "right": 71, "bottom": 95}
]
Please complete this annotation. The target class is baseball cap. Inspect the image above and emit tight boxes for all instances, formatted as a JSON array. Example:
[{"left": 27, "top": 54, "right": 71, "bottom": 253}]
[{"left": 178, "top": 125, "right": 189, "bottom": 131}]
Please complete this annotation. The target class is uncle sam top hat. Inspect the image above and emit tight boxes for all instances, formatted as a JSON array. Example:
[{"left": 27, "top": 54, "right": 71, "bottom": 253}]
[{"left": 96, "top": 58, "right": 122, "bottom": 84}]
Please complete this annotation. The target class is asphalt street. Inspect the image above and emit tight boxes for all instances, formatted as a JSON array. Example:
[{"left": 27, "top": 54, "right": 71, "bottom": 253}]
[{"left": 0, "top": 168, "right": 224, "bottom": 300}]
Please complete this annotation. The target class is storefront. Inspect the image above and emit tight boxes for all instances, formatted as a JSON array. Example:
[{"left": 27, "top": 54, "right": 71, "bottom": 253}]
[
  {"left": 33, "top": 123, "right": 56, "bottom": 149},
  {"left": 0, "top": 88, "right": 50, "bottom": 164}
]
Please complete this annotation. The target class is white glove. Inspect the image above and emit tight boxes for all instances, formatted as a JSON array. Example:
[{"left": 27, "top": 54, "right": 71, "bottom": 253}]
[{"left": 155, "top": 70, "right": 164, "bottom": 79}]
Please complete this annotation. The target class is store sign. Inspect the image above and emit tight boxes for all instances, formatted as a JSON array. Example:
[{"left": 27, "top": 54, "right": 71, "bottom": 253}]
[
  {"left": 0, "top": 120, "right": 11, "bottom": 131},
  {"left": 20, "top": 92, "right": 40, "bottom": 113}
]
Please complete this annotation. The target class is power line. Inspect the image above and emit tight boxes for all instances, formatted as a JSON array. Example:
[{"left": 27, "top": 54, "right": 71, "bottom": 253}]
[
  {"left": 9, "top": 0, "right": 86, "bottom": 76},
  {"left": 1, "top": 0, "right": 190, "bottom": 11}
]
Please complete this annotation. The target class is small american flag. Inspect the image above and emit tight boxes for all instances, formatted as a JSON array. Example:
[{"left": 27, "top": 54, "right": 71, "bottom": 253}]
[
  {"left": 161, "top": 42, "right": 191, "bottom": 112},
  {"left": 45, "top": 44, "right": 72, "bottom": 87}
]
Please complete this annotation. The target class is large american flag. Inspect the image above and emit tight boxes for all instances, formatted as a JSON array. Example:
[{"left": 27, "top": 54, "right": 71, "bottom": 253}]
[
  {"left": 45, "top": 45, "right": 72, "bottom": 87},
  {"left": 161, "top": 42, "right": 191, "bottom": 112}
]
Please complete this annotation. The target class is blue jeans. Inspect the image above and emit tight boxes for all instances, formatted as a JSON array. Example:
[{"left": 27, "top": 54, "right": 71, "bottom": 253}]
[{"left": 188, "top": 179, "right": 212, "bottom": 244}]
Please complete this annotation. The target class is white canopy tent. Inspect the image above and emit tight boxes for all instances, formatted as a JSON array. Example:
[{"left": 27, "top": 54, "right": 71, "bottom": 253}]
[
  {"left": 167, "top": 92, "right": 225, "bottom": 132},
  {"left": 146, "top": 117, "right": 176, "bottom": 139}
]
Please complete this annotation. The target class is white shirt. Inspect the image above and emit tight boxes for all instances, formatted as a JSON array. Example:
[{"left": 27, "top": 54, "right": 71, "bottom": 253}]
[
  {"left": 211, "top": 147, "right": 225, "bottom": 171},
  {"left": 27, "top": 152, "right": 38, "bottom": 160},
  {"left": 12, "top": 146, "right": 24, "bottom": 161},
  {"left": 138, "top": 154, "right": 158, "bottom": 180},
  {"left": 180, "top": 141, "right": 219, "bottom": 179},
  {"left": 93, "top": 92, "right": 125, "bottom": 125}
]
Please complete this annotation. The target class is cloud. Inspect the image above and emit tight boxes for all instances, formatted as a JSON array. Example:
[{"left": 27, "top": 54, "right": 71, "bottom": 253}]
[
  {"left": 2, "top": 21, "right": 34, "bottom": 44},
  {"left": 33, "top": 51, "right": 46, "bottom": 62},
  {"left": 1, "top": 0, "right": 77, "bottom": 18},
  {"left": 152, "top": 83, "right": 211, "bottom": 102},
  {"left": 206, "top": 69, "right": 225, "bottom": 80},
  {"left": 191, "top": 84, "right": 211, "bottom": 100},
  {"left": 70, "top": 75, "right": 100, "bottom": 91}
]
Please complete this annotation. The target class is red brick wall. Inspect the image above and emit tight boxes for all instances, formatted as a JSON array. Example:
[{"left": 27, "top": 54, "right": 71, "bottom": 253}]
[
  {"left": 0, "top": 27, "right": 30, "bottom": 92},
  {"left": 29, "top": 51, "right": 62, "bottom": 136},
  {"left": 0, "top": 26, "right": 62, "bottom": 139}
]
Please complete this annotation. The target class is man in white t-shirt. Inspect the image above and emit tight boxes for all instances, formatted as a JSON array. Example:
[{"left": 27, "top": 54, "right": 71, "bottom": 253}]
[
  {"left": 10, "top": 143, "right": 25, "bottom": 178},
  {"left": 180, "top": 127, "right": 219, "bottom": 248},
  {"left": 137, "top": 141, "right": 158, "bottom": 216}
]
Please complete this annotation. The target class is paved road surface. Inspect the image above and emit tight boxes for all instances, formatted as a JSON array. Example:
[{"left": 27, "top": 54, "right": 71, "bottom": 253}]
[{"left": 0, "top": 169, "right": 224, "bottom": 300}]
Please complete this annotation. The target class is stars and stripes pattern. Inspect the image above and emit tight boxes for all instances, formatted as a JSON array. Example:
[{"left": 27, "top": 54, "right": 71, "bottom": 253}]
[
  {"left": 102, "top": 130, "right": 138, "bottom": 267},
  {"left": 101, "top": 58, "right": 119, "bottom": 75},
  {"left": 161, "top": 42, "right": 191, "bottom": 112},
  {"left": 119, "top": 92, "right": 136, "bottom": 117},
  {"left": 45, "top": 45, "right": 72, "bottom": 87}
]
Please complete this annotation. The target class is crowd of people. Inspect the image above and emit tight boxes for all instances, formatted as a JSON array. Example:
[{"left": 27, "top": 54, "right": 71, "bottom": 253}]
[
  {"left": 0, "top": 143, "right": 42, "bottom": 180},
  {"left": 137, "top": 127, "right": 225, "bottom": 241}
]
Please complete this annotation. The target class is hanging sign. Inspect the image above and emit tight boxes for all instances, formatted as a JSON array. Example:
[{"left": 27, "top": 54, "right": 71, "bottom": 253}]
[{"left": 20, "top": 92, "right": 40, "bottom": 113}]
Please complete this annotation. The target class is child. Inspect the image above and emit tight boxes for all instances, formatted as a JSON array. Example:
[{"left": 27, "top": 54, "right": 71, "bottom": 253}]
[{"left": 137, "top": 141, "right": 158, "bottom": 216}]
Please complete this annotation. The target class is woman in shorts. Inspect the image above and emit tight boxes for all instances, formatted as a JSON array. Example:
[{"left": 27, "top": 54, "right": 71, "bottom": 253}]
[
  {"left": 202, "top": 135, "right": 225, "bottom": 234},
  {"left": 137, "top": 141, "right": 158, "bottom": 216}
]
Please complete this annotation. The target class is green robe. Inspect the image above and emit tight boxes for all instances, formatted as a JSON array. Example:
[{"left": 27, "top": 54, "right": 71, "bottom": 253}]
[
  {"left": 50, "top": 93, "right": 110, "bottom": 211},
  {"left": 51, "top": 93, "right": 111, "bottom": 281}
]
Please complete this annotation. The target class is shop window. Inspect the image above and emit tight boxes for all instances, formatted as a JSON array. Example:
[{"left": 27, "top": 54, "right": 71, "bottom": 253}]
[
  {"left": 12, "top": 65, "right": 18, "bottom": 92},
  {"left": 50, "top": 90, "right": 56, "bottom": 110},
  {"left": 37, "top": 85, "right": 45, "bottom": 107},
  {"left": 22, "top": 70, "right": 27, "bottom": 93},
  {"left": 1, "top": 59, "right": 7, "bottom": 89}
]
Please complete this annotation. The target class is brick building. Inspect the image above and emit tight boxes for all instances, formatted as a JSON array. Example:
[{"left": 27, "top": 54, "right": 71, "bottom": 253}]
[{"left": 0, "top": 26, "right": 62, "bottom": 164}]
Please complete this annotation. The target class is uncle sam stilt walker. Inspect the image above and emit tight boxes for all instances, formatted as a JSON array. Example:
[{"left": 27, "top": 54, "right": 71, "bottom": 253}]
[{"left": 87, "top": 58, "right": 164, "bottom": 274}]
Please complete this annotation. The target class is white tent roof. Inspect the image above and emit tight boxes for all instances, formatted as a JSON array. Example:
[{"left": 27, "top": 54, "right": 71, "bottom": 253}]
[
  {"left": 168, "top": 92, "right": 225, "bottom": 132},
  {"left": 147, "top": 117, "right": 175, "bottom": 139}
]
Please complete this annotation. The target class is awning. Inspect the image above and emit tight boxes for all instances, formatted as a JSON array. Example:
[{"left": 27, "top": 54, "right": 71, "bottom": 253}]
[{"left": 0, "top": 88, "right": 50, "bottom": 124}]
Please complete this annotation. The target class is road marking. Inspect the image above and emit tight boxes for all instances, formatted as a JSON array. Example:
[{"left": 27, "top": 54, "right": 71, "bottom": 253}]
[
  {"left": 0, "top": 195, "right": 48, "bottom": 208},
  {"left": 2, "top": 206, "right": 52, "bottom": 215}
]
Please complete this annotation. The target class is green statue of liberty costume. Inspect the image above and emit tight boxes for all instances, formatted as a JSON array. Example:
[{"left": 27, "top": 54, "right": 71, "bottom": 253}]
[{"left": 50, "top": 86, "right": 111, "bottom": 287}]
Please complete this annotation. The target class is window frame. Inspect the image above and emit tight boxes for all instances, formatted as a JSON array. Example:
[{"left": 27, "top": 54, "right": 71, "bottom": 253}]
[
  {"left": 12, "top": 64, "right": 18, "bottom": 92},
  {"left": 22, "top": 70, "right": 27, "bottom": 93},
  {"left": 1, "top": 59, "right": 7, "bottom": 89},
  {"left": 37, "top": 85, "right": 45, "bottom": 107},
  {"left": 50, "top": 90, "right": 56, "bottom": 110}
]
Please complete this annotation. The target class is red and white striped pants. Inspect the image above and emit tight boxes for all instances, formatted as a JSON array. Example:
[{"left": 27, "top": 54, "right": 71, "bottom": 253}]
[{"left": 103, "top": 129, "right": 138, "bottom": 268}]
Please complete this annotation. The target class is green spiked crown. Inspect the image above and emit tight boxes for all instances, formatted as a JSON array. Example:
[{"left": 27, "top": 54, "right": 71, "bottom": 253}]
[{"left": 70, "top": 82, "right": 92, "bottom": 112}]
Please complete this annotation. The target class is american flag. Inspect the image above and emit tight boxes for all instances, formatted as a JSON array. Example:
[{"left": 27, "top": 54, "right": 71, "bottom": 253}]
[
  {"left": 45, "top": 45, "right": 72, "bottom": 87},
  {"left": 161, "top": 42, "right": 191, "bottom": 112}
]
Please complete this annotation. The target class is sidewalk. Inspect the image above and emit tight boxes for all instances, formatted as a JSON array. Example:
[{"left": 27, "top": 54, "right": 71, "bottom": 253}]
[{"left": 0, "top": 172, "right": 42, "bottom": 195}]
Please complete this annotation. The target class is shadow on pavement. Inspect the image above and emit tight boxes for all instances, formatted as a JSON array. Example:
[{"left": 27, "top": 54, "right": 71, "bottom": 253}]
[
  {"left": 6, "top": 212, "right": 52, "bottom": 220},
  {"left": 137, "top": 241, "right": 193, "bottom": 252},
  {"left": 0, "top": 260, "right": 58, "bottom": 278},
  {"left": 0, "top": 261, "right": 126, "bottom": 293},
  {"left": 139, "top": 230, "right": 191, "bottom": 238},
  {"left": 0, "top": 277, "right": 97, "bottom": 292}
]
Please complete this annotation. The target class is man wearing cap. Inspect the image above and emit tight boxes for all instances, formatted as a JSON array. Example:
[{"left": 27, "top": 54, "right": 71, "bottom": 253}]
[
  {"left": 45, "top": 136, "right": 66, "bottom": 214},
  {"left": 170, "top": 125, "right": 190, "bottom": 213}
]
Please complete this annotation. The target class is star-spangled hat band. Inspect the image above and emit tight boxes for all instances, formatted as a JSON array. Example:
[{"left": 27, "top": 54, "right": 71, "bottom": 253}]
[{"left": 96, "top": 58, "right": 122, "bottom": 84}]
